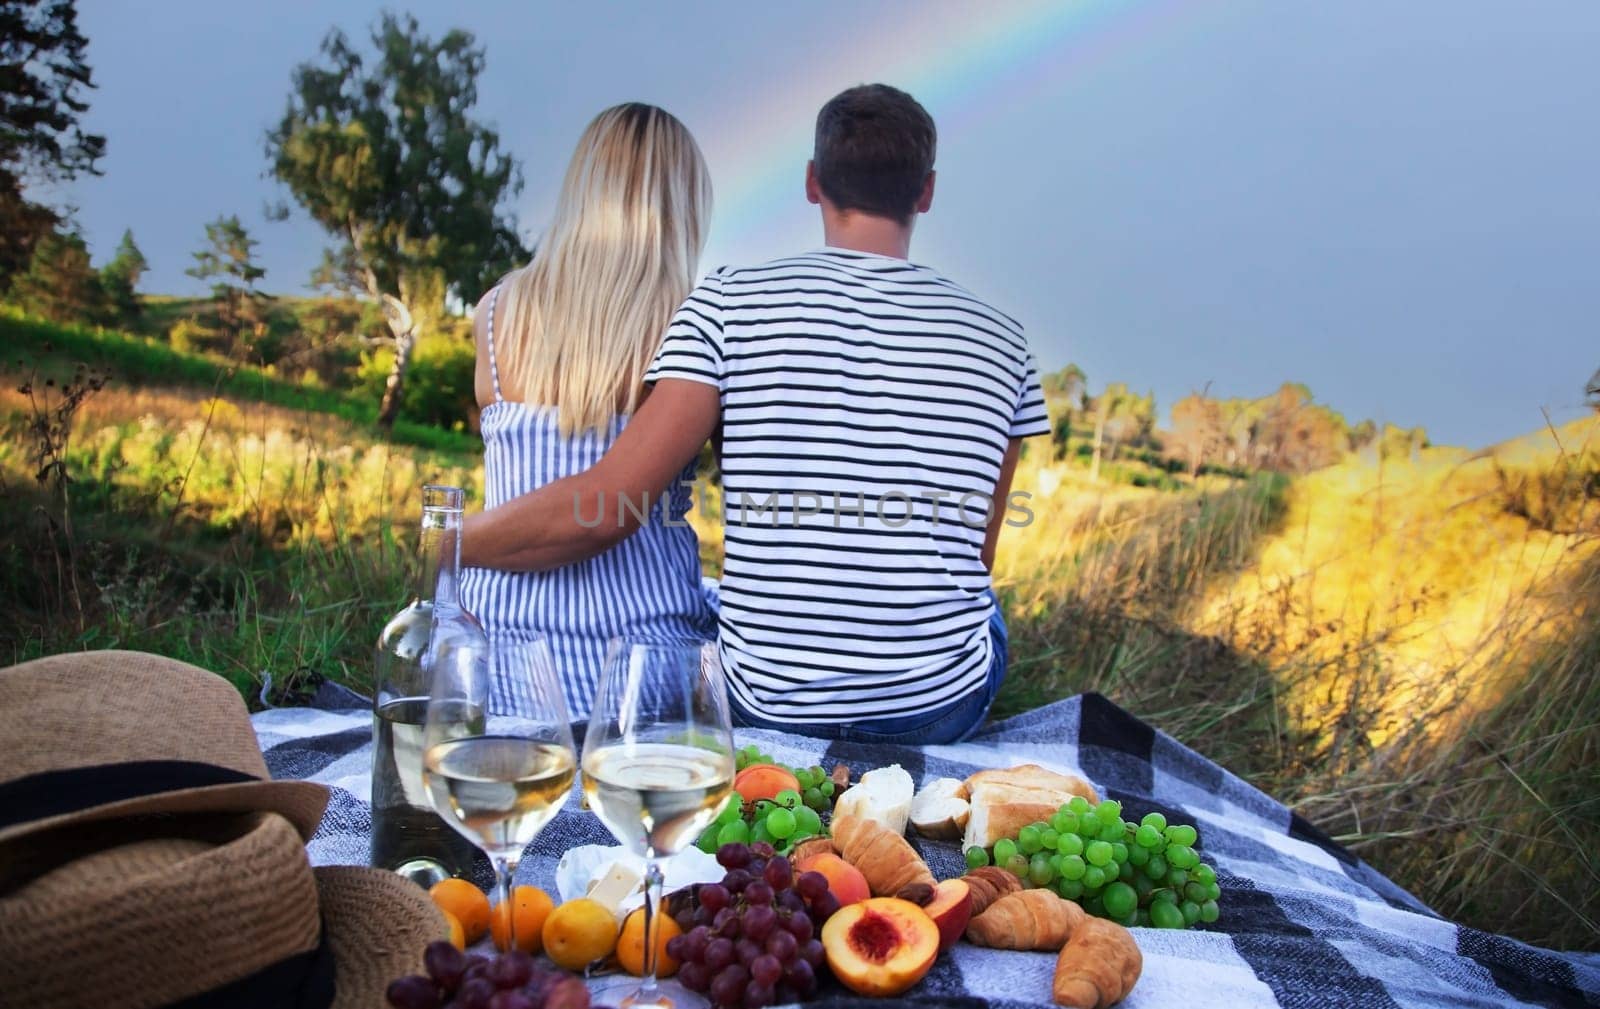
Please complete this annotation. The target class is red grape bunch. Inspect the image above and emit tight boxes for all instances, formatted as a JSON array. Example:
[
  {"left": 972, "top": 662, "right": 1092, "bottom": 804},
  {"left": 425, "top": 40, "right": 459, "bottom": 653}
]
[
  {"left": 666, "top": 842, "right": 840, "bottom": 1009},
  {"left": 386, "top": 942, "right": 592, "bottom": 1009}
]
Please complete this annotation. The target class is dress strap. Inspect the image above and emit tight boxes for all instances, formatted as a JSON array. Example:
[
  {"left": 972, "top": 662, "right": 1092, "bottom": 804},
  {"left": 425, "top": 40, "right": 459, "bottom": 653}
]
[{"left": 485, "top": 285, "right": 505, "bottom": 403}]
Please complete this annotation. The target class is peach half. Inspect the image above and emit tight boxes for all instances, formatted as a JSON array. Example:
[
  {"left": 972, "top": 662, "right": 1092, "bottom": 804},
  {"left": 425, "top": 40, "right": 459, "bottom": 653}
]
[
  {"left": 733, "top": 763, "right": 800, "bottom": 803},
  {"left": 924, "top": 878, "right": 974, "bottom": 952},
  {"left": 795, "top": 852, "right": 870, "bottom": 907},
  {"left": 820, "top": 897, "right": 940, "bottom": 997}
]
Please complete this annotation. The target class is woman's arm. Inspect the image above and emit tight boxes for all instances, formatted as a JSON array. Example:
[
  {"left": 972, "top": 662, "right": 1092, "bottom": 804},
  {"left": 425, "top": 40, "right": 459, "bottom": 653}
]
[{"left": 462, "top": 378, "right": 720, "bottom": 571}]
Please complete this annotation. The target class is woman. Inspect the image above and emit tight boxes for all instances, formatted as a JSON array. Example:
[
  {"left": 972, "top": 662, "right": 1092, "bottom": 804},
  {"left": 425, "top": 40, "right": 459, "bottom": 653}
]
[{"left": 459, "top": 103, "right": 716, "bottom": 720}]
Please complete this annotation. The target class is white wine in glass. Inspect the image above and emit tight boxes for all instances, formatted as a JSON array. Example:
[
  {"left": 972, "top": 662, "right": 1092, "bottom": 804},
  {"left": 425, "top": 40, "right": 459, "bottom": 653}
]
[
  {"left": 584, "top": 742, "right": 732, "bottom": 855},
  {"left": 423, "top": 636, "right": 576, "bottom": 953},
  {"left": 426, "top": 734, "right": 575, "bottom": 851},
  {"left": 583, "top": 638, "right": 734, "bottom": 1009}
]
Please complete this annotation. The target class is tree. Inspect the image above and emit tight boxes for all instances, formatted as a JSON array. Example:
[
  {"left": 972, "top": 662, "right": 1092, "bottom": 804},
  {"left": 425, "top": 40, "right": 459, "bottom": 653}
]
[
  {"left": 1042, "top": 364, "right": 1087, "bottom": 459},
  {"left": 267, "top": 12, "right": 527, "bottom": 427},
  {"left": 1587, "top": 367, "right": 1600, "bottom": 412},
  {"left": 1170, "top": 394, "right": 1226, "bottom": 477},
  {"left": 0, "top": 188, "right": 56, "bottom": 291},
  {"left": 1041, "top": 364, "right": 1087, "bottom": 405},
  {"left": 0, "top": 0, "right": 107, "bottom": 285},
  {"left": 11, "top": 227, "right": 102, "bottom": 323},
  {"left": 1086, "top": 383, "right": 1153, "bottom": 481},
  {"left": 1093, "top": 382, "right": 1155, "bottom": 468},
  {"left": 1122, "top": 388, "right": 1157, "bottom": 448},
  {"left": 1348, "top": 418, "right": 1378, "bottom": 453},
  {"left": 1250, "top": 383, "right": 1349, "bottom": 473},
  {"left": 1375, "top": 424, "right": 1428, "bottom": 462},
  {"left": 99, "top": 228, "right": 147, "bottom": 325},
  {"left": 186, "top": 215, "right": 269, "bottom": 352}
]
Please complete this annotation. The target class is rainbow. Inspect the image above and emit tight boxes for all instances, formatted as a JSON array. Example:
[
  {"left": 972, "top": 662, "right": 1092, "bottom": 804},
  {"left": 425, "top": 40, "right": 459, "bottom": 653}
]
[{"left": 703, "top": 0, "right": 1206, "bottom": 261}]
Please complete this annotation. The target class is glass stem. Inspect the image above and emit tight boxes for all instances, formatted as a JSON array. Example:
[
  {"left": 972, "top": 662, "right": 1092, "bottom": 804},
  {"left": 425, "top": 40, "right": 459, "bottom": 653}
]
[
  {"left": 638, "top": 857, "right": 666, "bottom": 1000},
  {"left": 496, "top": 856, "right": 516, "bottom": 952}
]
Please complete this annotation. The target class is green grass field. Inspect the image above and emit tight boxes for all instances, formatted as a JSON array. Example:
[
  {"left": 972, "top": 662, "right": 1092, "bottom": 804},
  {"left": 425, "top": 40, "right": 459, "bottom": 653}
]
[
  {"left": 2, "top": 312, "right": 1595, "bottom": 950},
  {"left": 4, "top": 310, "right": 478, "bottom": 455}
]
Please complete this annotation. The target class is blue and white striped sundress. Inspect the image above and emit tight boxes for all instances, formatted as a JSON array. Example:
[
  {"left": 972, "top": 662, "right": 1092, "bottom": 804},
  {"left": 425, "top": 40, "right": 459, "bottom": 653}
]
[{"left": 459, "top": 287, "right": 715, "bottom": 721}]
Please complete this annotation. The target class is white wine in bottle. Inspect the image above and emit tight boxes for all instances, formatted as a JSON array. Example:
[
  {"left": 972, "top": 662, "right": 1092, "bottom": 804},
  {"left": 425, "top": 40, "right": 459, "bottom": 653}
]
[{"left": 371, "top": 484, "right": 486, "bottom": 886}]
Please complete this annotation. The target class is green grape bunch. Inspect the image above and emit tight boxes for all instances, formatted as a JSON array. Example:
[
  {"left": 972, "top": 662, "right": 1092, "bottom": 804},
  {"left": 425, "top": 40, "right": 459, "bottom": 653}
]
[
  {"left": 731, "top": 746, "right": 838, "bottom": 816},
  {"left": 791, "top": 764, "right": 837, "bottom": 815},
  {"left": 696, "top": 780, "right": 835, "bottom": 858},
  {"left": 964, "top": 797, "right": 1221, "bottom": 929},
  {"left": 734, "top": 744, "right": 777, "bottom": 772}
]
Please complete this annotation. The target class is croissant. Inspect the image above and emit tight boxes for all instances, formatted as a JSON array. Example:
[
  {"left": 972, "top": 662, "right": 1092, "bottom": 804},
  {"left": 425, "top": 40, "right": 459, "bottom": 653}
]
[
  {"left": 788, "top": 836, "right": 838, "bottom": 865},
  {"left": 965, "top": 888, "right": 1085, "bottom": 951},
  {"left": 1053, "top": 916, "right": 1142, "bottom": 1009},
  {"left": 962, "top": 865, "right": 1023, "bottom": 916},
  {"left": 829, "top": 814, "right": 935, "bottom": 897}
]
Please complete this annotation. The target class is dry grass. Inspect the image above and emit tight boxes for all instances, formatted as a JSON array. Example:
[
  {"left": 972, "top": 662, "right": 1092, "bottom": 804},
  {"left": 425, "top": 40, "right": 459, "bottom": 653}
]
[
  {"left": 990, "top": 418, "right": 1599, "bottom": 950},
  {"left": 0, "top": 379, "right": 481, "bottom": 695}
]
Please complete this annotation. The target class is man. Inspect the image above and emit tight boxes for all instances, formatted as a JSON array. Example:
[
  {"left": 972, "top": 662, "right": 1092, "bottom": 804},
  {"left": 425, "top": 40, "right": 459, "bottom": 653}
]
[{"left": 464, "top": 84, "right": 1052, "bottom": 742}]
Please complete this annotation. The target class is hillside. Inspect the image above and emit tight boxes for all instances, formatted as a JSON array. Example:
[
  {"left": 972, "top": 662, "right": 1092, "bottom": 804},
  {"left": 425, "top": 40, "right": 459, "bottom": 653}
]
[
  {"left": 2, "top": 311, "right": 1595, "bottom": 950},
  {"left": 2, "top": 313, "right": 481, "bottom": 693}
]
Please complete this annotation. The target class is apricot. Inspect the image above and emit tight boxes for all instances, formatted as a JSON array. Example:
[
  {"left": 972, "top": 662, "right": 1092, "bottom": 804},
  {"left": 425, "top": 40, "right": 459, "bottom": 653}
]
[
  {"left": 542, "top": 898, "right": 620, "bottom": 971},
  {"left": 796, "top": 852, "right": 870, "bottom": 907},
  {"left": 733, "top": 763, "right": 800, "bottom": 803},
  {"left": 440, "top": 910, "right": 467, "bottom": 951},
  {"left": 490, "top": 885, "right": 555, "bottom": 954},
  {"left": 429, "top": 878, "right": 491, "bottom": 943},
  {"left": 820, "top": 897, "right": 940, "bottom": 997},
  {"left": 923, "top": 878, "right": 974, "bottom": 952},
  {"left": 618, "top": 906, "right": 682, "bottom": 977}
]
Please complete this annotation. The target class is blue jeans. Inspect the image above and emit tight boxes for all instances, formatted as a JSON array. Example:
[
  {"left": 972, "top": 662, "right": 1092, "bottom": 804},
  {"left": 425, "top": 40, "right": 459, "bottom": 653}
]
[{"left": 722, "top": 589, "right": 1008, "bottom": 746}]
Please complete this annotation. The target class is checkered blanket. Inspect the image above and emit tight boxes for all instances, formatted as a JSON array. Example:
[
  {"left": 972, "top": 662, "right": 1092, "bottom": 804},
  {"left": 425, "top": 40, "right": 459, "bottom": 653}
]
[{"left": 253, "top": 689, "right": 1599, "bottom": 1008}]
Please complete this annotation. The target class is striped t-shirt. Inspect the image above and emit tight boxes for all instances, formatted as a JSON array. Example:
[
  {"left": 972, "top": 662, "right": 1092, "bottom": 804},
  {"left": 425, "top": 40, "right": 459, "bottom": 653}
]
[{"left": 644, "top": 248, "right": 1052, "bottom": 724}]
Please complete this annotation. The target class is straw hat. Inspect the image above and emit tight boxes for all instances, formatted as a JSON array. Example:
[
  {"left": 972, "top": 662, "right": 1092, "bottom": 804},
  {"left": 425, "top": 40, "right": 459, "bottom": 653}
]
[
  {"left": 0, "top": 650, "right": 329, "bottom": 844},
  {"left": 0, "top": 651, "right": 449, "bottom": 1007}
]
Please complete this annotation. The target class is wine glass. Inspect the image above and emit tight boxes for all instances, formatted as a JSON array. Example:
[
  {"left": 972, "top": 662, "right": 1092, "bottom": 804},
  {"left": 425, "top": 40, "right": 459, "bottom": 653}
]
[
  {"left": 582, "top": 637, "right": 735, "bottom": 1009},
  {"left": 422, "top": 634, "right": 576, "bottom": 954}
]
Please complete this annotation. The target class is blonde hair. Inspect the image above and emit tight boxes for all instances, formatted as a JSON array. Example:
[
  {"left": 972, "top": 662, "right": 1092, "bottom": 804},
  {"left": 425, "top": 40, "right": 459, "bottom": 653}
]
[{"left": 493, "top": 103, "right": 712, "bottom": 434}]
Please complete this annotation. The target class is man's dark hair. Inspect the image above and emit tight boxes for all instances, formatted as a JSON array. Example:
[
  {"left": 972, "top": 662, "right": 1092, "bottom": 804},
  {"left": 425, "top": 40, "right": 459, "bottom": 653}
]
[{"left": 813, "top": 84, "right": 936, "bottom": 223}]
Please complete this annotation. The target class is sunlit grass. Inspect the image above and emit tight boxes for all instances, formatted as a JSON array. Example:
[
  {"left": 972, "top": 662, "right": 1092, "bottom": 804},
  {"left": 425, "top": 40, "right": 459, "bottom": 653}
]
[{"left": 988, "top": 419, "right": 1598, "bottom": 949}]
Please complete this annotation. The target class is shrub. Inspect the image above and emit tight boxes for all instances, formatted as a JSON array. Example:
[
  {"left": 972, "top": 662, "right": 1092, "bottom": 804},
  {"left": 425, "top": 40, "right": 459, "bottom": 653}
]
[
  {"left": 358, "top": 332, "right": 477, "bottom": 431},
  {"left": 168, "top": 318, "right": 221, "bottom": 355},
  {"left": 404, "top": 335, "right": 476, "bottom": 431}
]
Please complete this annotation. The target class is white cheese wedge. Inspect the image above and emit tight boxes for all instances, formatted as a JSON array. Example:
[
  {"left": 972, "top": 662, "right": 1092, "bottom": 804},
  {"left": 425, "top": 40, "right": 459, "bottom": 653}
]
[{"left": 585, "top": 861, "right": 644, "bottom": 922}]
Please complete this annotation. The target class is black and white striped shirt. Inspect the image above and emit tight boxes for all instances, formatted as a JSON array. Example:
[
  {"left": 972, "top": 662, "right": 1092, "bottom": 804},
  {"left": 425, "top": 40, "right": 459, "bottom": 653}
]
[{"left": 645, "top": 248, "right": 1051, "bottom": 723}]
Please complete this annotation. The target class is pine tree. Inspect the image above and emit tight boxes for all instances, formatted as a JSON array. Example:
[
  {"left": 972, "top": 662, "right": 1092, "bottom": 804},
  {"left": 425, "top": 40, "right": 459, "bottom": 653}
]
[
  {"left": 186, "top": 215, "right": 269, "bottom": 352},
  {"left": 11, "top": 228, "right": 104, "bottom": 324},
  {"left": 99, "top": 228, "right": 148, "bottom": 326},
  {"left": 0, "top": 0, "right": 108, "bottom": 286}
]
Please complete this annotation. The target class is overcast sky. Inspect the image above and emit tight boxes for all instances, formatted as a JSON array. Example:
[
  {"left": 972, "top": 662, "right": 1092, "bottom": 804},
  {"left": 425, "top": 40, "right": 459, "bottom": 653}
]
[{"left": 62, "top": 0, "right": 1599, "bottom": 447}]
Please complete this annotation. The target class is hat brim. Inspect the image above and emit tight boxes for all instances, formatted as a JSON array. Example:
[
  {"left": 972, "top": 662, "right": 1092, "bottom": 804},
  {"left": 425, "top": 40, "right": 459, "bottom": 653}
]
[
  {"left": 0, "top": 779, "right": 330, "bottom": 846},
  {"left": 316, "top": 865, "right": 448, "bottom": 1008}
]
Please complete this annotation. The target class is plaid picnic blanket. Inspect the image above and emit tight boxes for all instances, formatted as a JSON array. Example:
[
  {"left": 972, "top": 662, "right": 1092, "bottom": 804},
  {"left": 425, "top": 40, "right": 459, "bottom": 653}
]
[{"left": 252, "top": 690, "right": 1600, "bottom": 1009}]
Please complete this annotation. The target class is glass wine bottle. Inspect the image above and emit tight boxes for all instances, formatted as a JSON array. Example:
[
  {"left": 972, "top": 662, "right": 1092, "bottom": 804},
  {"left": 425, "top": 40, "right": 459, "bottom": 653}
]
[{"left": 372, "top": 484, "right": 486, "bottom": 887}]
